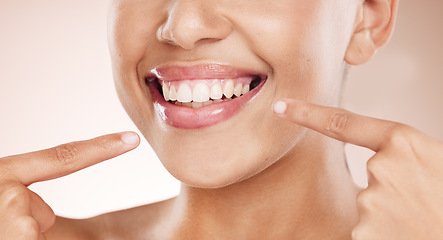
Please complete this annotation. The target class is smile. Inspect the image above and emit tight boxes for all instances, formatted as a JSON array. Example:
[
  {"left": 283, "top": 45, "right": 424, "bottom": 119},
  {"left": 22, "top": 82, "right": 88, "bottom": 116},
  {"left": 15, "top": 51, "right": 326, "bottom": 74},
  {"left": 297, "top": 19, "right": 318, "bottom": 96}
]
[{"left": 146, "top": 64, "right": 267, "bottom": 129}]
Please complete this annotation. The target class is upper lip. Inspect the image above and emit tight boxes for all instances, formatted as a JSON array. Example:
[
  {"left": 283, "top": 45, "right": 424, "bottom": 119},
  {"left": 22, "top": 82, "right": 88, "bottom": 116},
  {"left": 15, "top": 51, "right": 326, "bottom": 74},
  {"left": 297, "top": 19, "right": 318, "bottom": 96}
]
[{"left": 147, "top": 63, "right": 267, "bottom": 81}]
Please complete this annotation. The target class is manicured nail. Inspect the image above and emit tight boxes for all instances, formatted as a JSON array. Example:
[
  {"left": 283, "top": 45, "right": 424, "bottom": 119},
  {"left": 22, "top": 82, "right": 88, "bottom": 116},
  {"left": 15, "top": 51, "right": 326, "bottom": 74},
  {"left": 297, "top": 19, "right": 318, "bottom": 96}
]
[
  {"left": 121, "top": 132, "right": 140, "bottom": 145},
  {"left": 273, "top": 101, "right": 287, "bottom": 114}
]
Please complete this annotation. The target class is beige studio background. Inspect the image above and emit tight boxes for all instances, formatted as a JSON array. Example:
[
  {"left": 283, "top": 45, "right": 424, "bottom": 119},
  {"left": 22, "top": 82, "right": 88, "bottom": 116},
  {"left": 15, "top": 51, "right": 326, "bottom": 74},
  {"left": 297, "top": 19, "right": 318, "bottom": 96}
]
[{"left": 0, "top": 1, "right": 442, "bottom": 218}]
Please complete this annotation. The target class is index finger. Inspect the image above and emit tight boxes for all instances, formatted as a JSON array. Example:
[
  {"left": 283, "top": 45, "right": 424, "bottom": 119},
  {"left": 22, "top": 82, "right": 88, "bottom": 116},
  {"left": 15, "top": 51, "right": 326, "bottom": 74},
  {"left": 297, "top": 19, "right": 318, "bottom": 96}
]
[
  {"left": 0, "top": 132, "right": 140, "bottom": 185},
  {"left": 273, "top": 99, "right": 398, "bottom": 152}
]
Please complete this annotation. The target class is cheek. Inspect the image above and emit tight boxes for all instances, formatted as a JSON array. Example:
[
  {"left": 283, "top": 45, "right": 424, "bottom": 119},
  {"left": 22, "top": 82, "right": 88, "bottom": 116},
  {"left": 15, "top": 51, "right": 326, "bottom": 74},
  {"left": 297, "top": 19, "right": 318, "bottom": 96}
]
[
  {"left": 110, "top": 1, "right": 168, "bottom": 137},
  {"left": 231, "top": 1, "right": 355, "bottom": 105},
  {"left": 109, "top": 0, "right": 166, "bottom": 70}
]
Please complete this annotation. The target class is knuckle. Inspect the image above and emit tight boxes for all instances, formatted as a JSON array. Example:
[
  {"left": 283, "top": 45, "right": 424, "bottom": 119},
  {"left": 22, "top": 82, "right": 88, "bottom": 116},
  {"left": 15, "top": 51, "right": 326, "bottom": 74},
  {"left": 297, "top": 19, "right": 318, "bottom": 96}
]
[
  {"left": 0, "top": 186, "right": 29, "bottom": 208},
  {"left": 327, "top": 111, "right": 350, "bottom": 135},
  {"left": 366, "top": 158, "right": 395, "bottom": 184},
  {"left": 356, "top": 190, "right": 376, "bottom": 212},
  {"left": 366, "top": 159, "right": 385, "bottom": 179},
  {"left": 50, "top": 143, "right": 79, "bottom": 165},
  {"left": 14, "top": 216, "right": 39, "bottom": 238},
  {"left": 352, "top": 225, "right": 369, "bottom": 240},
  {"left": 384, "top": 123, "right": 415, "bottom": 149}
]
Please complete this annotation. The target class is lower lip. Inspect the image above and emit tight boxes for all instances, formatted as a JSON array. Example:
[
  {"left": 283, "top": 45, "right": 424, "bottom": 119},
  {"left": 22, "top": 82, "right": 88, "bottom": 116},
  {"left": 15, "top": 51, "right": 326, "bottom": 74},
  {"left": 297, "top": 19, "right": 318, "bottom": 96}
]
[{"left": 146, "top": 79, "right": 266, "bottom": 129}]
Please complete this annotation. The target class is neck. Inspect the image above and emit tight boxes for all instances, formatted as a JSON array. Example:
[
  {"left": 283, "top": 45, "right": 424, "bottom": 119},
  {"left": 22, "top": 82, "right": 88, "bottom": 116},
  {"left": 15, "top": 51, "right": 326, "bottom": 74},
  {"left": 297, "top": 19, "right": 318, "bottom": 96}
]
[{"left": 170, "top": 132, "right": 359, "bottom": 240}]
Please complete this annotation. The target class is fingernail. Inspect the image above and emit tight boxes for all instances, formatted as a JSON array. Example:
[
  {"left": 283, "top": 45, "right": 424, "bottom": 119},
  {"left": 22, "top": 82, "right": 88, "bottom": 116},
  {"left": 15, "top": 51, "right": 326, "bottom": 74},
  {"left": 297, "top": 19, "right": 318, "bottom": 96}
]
[
  {"left": 273, "top": 101, "right": 287, "bottom": 114},
  {"left": 121, "top": 132, "right": 140, "bottom": 145}
]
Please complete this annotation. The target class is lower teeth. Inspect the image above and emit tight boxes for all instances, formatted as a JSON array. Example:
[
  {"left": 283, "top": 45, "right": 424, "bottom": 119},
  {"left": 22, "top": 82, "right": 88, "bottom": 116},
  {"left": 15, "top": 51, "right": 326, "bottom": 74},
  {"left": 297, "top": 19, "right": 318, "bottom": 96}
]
[{"left": 171, "top": 96, "right": 236, "bottom": 108}]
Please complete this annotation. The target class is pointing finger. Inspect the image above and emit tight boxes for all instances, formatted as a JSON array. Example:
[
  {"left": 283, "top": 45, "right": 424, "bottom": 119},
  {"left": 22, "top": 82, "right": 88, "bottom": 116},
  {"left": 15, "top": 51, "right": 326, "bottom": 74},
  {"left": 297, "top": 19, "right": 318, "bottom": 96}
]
[
  {"left": 0, "top": 132, "right": 140, "bottom": 185},
  {"left": 273, "top": 99, "right": 398, "bottom": 152}
]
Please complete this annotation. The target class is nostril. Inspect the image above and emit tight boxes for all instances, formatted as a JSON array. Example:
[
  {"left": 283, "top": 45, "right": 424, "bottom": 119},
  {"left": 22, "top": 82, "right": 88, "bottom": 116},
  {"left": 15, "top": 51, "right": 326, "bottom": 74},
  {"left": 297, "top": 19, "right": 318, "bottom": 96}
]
[{"left": 158, "top": 25, "right": 173, "bottom": 43}]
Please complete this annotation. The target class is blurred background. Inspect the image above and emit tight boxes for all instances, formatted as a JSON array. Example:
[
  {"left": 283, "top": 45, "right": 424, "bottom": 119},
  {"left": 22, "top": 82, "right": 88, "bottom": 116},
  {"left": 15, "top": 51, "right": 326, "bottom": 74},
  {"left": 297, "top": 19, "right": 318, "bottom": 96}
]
[{"left": 0, "top": 0, "right": 442, "bottom": 218}]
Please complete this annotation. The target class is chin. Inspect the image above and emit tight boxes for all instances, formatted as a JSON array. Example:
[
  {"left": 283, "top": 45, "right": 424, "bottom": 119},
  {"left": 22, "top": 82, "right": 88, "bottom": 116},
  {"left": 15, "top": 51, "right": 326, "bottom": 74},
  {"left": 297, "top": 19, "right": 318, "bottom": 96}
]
[
  {"left": 159, "top": 142, "right": 263, "bottom": 188},
  {"left": 173, "top": 169, "right": 242, "bottom": 189}
]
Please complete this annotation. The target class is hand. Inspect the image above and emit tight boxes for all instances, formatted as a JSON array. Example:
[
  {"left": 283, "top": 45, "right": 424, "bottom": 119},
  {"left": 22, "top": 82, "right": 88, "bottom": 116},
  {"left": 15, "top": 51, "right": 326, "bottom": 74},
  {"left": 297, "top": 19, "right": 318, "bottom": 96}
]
[
  {"left": 274, "top": 99, "right": 443, "bottom": 240},
  {"left": 0, "top": 132, "right": 139, "bottom": 240}
]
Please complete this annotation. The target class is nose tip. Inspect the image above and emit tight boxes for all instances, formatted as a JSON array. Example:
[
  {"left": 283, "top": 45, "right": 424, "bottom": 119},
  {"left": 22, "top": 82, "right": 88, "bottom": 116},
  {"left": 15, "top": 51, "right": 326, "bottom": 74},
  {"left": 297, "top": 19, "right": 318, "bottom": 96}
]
[{"left": 159, "top": 2, "right": 232, "bottom": 50}]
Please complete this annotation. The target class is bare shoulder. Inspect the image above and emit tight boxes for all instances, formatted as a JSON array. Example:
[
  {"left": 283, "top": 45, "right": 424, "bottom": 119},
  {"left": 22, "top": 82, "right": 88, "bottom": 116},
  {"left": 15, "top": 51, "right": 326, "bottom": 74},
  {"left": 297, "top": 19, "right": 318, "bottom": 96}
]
[{"left": 45, "top": 197, "right": 177, "bottom": 240}]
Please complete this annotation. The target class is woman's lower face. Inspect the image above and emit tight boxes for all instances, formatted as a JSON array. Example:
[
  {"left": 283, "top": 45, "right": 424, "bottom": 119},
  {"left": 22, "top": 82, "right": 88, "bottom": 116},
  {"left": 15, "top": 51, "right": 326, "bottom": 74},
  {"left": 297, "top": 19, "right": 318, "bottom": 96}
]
[{"left": 109, "top": 0, "right": 360, "bottom": 187}]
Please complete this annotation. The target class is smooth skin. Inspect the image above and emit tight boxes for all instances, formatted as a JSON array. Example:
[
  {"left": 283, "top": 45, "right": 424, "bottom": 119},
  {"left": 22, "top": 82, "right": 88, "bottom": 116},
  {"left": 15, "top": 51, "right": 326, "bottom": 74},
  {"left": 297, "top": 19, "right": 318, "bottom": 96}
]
[
  {"left": 0, "top": 132, "right": 140, "bottom": 240},
  {"left": 1, "top": 0, "right": 442, "bottom": 239},
  {"left": 2, "top": 104, "right": 443, "bottom": 239},
  {"left": 274, "top": 99, "right": 443, "bottom": 239}
]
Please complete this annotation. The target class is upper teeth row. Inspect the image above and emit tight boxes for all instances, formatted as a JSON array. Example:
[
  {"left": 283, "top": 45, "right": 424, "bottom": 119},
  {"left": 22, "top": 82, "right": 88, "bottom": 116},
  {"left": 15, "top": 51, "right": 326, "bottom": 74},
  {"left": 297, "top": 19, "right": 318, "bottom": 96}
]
[{"left": 161, "top": 79, "right": 251, "bottom": 103}]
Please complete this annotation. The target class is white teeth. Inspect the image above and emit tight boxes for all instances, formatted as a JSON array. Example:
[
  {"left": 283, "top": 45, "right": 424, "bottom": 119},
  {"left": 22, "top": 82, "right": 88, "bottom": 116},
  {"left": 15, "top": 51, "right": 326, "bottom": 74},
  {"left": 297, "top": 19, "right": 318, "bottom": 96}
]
[
  {"left": 191, "top": 102, "right": 203, "bottom": 108},
  {"left": 210, "top": 84, "right": 223, "bottom": 100},
  {"left": 234, "top": 83, "right": 243, "bottom": 97},
  {"left": 193, "top": 83, "right": 210, "bottom": 102},
  {"left": 223, "top": 80, "right": 234, "bottom": 98},
  {"left": 169, "top": 85, "right": 177, "bottom": 101},
  {"left": 164, "top": 78, "right": 254, "bottom": 106},
  {"left": 176, "top": 83, "right": 192, "bottom": 102},
  {"left": 242, "top": 84, "right": 250, "bottom": 95},
  {"left": 162, "top": 83, "right": 170, "bottom": 101}
]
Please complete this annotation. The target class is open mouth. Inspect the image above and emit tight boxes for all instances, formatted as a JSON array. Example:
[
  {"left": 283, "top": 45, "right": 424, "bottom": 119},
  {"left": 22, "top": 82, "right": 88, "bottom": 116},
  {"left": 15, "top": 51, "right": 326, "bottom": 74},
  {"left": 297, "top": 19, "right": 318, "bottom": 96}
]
[
  {"left": 148, "top": 75, "right": 264, "bottom": 109},
  {"left": 144, "top": 64, "right": 267, "bottom": 129}
]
